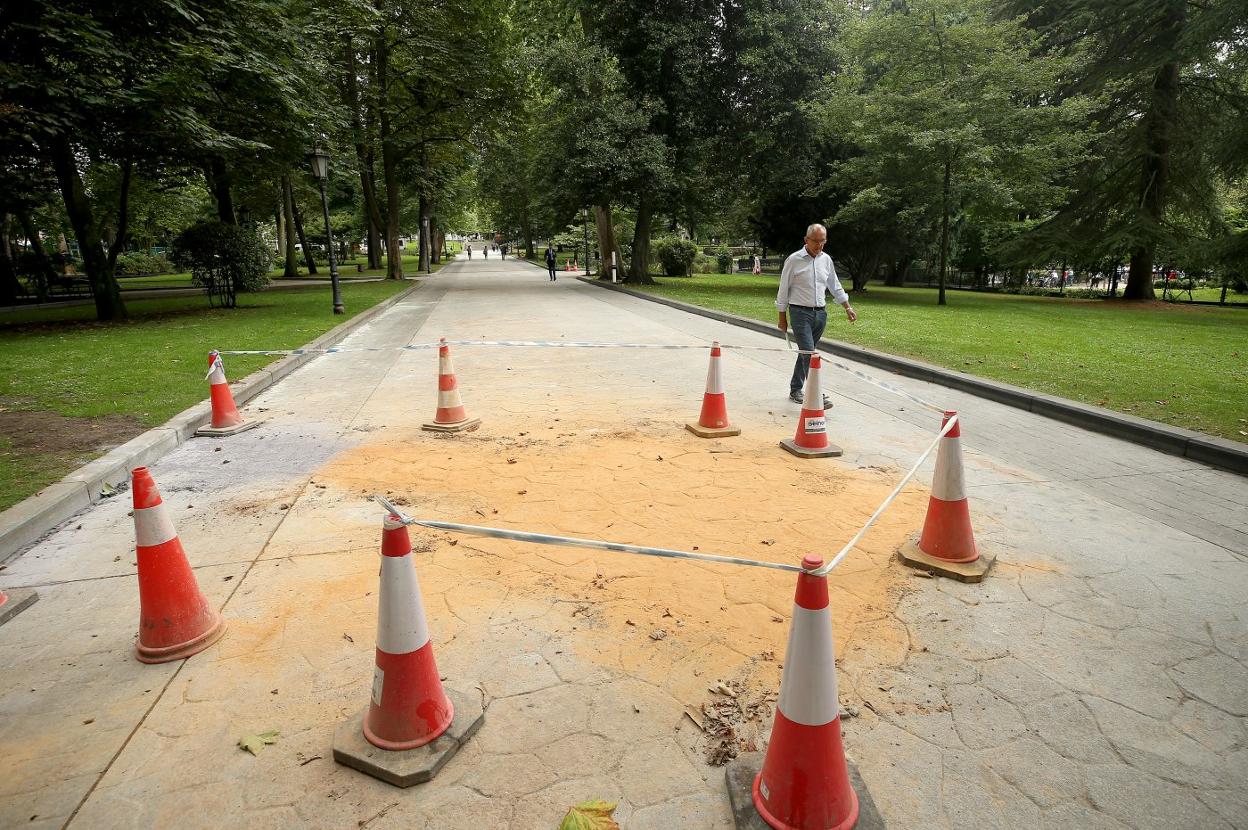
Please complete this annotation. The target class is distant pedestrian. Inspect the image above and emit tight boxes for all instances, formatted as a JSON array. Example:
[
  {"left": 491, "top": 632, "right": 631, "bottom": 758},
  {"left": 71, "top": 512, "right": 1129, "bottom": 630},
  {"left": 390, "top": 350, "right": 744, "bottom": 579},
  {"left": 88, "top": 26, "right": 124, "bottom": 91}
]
[
  {"left": 545, "top": 246, "right": 557, "bottom": 281},
  {"left": 752, "top": 255, "right": 762, "bottom": 276},
  {"left": 501, "top": 244, "right": 508, "bottom": 260},
  {"left": 467, "top": 245, "right": 472, "bottom": 260},
  {"left": 484, "top": 246, "right": 488, "bottom": 259},
  {"left": 775, "top": 223, "right": 856, "bottom": 408}
]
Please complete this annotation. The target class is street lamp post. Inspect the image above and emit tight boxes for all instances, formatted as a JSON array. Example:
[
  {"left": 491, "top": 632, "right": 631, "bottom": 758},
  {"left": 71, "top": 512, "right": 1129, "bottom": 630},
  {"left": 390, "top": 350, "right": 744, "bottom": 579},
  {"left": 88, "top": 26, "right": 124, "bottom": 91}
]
[
  {"left": 582, "top": 207, "right": 591, "bottom": 277},
  {"left": 308, "top": 143, "right": 345, "bottom": 315}
]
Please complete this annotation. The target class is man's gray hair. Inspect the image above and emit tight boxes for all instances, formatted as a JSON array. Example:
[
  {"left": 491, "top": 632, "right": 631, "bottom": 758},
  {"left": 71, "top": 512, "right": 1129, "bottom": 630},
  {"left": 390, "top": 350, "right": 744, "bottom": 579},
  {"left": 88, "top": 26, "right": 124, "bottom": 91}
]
[{"left": 805, "top": 223, "right": 827, "bottom": 238}]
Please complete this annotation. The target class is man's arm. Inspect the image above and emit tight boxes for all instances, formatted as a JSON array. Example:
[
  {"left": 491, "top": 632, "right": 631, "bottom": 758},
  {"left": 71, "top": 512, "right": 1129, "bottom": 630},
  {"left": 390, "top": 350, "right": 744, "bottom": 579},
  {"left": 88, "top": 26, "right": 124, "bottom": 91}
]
[
  {"left": 826, "top": 257, "right": 857, "bottom": 323},
  {"left": 776, "top": 255, "right": 794, "bottom": 331}
]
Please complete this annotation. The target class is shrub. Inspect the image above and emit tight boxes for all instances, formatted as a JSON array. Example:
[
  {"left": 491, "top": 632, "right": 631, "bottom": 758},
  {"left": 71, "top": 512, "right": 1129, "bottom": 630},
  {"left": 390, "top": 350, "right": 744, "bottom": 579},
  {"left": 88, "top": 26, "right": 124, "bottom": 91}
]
[
  {"left": 653, "top": 237, "right": 698, "bottom": 277},
  {"left": 691, "top": 253, "right": 717, "bottom": 274},
  {"left": 115, "top": 252, "right": 173, "bottom": 275},
  {"left": 170, "top": 220, "right": 272, "bottom": 308},
  {"left": 715, "top": 245, "right": 733, "bottom": 273}
]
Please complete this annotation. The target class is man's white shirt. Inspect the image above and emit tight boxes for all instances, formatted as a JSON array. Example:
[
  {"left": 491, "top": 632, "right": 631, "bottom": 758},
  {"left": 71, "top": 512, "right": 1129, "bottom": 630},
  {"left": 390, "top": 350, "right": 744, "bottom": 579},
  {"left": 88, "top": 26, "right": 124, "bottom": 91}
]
[{"left": 775, "top": 247, "right": 848, "bottom": 311}]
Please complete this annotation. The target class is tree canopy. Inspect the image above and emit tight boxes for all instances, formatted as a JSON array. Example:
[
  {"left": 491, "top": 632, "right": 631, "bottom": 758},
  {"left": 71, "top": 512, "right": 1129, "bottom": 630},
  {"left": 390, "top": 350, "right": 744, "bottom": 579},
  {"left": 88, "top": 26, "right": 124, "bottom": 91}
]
[{"left": 2, "top": 0, "right": 1246, "bottom": 317}]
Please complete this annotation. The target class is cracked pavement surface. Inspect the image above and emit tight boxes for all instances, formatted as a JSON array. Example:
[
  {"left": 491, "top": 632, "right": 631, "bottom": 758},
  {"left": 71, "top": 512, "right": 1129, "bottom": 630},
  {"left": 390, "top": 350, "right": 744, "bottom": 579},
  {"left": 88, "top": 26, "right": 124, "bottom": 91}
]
[{"left": 1, "top": 256, "right": 1245, "bottom": 829}]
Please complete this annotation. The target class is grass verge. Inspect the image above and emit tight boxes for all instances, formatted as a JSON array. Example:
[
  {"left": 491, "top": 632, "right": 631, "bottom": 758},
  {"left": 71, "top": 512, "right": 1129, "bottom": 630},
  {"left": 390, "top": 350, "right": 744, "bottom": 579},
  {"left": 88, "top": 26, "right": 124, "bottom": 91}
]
[
  {"left": 630, "top": 275, "right": 1248, "bottom": 444},
  {"left": 0, "top": 279, "right": 413, "bottom": 511}
]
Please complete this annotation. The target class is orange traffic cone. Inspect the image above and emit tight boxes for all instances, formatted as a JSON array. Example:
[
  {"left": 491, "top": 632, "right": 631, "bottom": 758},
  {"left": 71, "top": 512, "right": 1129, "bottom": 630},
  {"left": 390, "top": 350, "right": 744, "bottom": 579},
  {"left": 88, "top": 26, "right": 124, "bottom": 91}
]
[
  {"left": 753, "top": 554, "right": 859, "bottom": 830},
  {"left": 780, "top": 354, "right": 842, "bottom": 458},
  {"left": 421, "top": 338, "right": 481, "bottom": 432},
  {"left": 686, "top": 341, "right": 740, "bottom": 438},
  {"left": 333, "top": 515, "right": 485, "bottom": 787},
  {"left": 898, "top": 411, "right": 995, "bottom": 581},
  {"left": 364, "top": 515, "right": 452, "bottom": 749},
  {"left": 196, "top": 350, "right": 260, "bottom": 437},
  {"left": 132, "top": 467, "right": 225, "bottom": 663}
]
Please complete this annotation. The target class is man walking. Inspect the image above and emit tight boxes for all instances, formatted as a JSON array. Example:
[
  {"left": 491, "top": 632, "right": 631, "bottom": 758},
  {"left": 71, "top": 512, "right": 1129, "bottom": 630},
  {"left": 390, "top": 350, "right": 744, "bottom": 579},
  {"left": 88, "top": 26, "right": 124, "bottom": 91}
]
[
  {"left": 776, "top": 223, "right": 856, "bottom": 407},
  {"left": 545, "top": 246, "right": 557, "bottom": 281}
]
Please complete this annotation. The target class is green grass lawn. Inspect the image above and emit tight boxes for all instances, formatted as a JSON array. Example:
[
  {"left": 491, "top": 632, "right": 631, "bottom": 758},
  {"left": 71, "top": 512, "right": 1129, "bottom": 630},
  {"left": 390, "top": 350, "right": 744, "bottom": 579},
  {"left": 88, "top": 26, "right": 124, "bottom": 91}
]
[
  {"left": 631, "top": 274, "right": 1248, "bottom": 444},
  {"left": 0, "top": 279, "right": 412, "bottom": 511}
]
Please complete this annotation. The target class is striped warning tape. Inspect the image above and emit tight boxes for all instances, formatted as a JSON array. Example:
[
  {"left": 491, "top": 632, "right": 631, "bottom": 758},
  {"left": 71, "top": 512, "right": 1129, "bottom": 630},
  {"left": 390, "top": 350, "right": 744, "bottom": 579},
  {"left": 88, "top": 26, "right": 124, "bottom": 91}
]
[
  {"left": 370, "top": 412, "right": 955, "bottom": 579},
  {"left": 219, "top": 338, "right": 946, "bottom": 412},
  {"left": 217, "top": 340, "right": 790, "bottom": 355}
]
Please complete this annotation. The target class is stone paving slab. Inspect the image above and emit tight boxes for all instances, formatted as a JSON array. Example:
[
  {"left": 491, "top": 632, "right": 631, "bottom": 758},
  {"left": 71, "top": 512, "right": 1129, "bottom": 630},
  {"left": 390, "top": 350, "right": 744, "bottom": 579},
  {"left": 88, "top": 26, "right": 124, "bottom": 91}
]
[{"left": 1, "top": 258, "right": 1245, "bottom": 829}]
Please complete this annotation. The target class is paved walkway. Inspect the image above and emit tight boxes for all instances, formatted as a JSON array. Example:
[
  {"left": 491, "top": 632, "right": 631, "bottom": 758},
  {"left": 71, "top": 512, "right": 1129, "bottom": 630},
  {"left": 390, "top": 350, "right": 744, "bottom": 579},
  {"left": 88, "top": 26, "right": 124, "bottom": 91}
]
[{"left": 1, "top": 255, "right": 1245, "bottom": 829}]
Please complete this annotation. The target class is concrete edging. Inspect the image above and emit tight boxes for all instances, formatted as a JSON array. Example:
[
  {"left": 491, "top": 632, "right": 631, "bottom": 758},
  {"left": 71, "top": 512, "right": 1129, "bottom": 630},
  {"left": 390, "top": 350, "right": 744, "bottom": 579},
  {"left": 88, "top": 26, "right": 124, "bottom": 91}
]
[
  {"left": 578, "top": 277, "right": 1248, "bottom": 476},
  {"left": 0, "top": 280, "right": 425, "bottom": 564}
]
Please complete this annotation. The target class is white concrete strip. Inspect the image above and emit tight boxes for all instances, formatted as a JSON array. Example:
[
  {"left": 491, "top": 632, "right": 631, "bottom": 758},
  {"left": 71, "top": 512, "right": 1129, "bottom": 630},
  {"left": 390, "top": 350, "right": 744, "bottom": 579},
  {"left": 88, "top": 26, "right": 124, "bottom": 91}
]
[{"left": 777, "top": 603, "right": 839, "bottom": 726}]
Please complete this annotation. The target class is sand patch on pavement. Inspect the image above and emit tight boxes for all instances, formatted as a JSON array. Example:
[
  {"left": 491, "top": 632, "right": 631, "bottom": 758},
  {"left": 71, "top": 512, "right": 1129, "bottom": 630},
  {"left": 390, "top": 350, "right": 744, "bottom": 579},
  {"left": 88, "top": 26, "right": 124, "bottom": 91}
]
[{"left": 316, "top": 417, "right": 927, "bottom": 757}]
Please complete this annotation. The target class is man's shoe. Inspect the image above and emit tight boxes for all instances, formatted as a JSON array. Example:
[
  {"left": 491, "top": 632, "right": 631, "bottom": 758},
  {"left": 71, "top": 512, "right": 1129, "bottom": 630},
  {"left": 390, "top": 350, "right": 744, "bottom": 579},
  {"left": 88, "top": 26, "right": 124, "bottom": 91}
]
[
  {"left": 822, "top": 395, "right": 833, "bottom": 410},
  {"left": 788, "top": 390, "right": 803, "bottom": 404}
]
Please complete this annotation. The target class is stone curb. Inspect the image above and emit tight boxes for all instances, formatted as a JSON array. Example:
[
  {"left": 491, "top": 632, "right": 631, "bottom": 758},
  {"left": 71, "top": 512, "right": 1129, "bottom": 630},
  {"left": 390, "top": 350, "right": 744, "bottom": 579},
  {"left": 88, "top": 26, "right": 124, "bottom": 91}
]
[
  {"left": 0, "top": 280, "right": 425, "bottom": 564},
  {"left": 579, "top": 277, "right": 1248, "bottom": 476}
]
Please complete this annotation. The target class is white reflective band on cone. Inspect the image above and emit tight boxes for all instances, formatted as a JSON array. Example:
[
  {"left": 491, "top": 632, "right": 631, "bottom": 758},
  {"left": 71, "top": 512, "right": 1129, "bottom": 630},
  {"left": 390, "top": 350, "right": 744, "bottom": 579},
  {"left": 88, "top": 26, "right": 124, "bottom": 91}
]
[
  {"left": 207, "top": 361, "right": 226, "bottom": 385},
  {"left": 930, "top": 436, "right": 967, "bottom": 501},
  {"left": 437, "top": 389, "right": 461, "bottom": 408},
  {"left": 376, "top": 554, "right": 431, "bottom": 654},
  {"left": 776, "top": 604, "right": 839, "bottom": 726},
  {"left": 134, "top": 505, "right": 177, "bottom": 548},
  {"left": 705, "top": 356, "right": 724, "bottom": 395},
  {"left": 803, "top": 367, "right": 822, "bottom": 409},
  {"left": 438, "top": 354, "right": 453, "bottom": 375}
]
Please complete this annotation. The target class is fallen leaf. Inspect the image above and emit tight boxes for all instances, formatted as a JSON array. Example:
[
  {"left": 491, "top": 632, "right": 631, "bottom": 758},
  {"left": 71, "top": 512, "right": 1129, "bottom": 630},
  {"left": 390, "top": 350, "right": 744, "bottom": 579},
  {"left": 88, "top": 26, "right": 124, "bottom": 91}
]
[
  {"left": 238, "top": 729, "right": 280, "bottom": 756},
  {"left": 559, "top": 800, "right": 619, "bottom": 830}
]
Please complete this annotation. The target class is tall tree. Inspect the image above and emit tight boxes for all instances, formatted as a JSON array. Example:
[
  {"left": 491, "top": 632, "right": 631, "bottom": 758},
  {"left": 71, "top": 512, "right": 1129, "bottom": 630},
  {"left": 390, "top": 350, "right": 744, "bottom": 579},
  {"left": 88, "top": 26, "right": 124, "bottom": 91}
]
[
  {"left": 1008, "top": 0, "right": 1248, "bottom": 299},
  {"left": 818, "top": 0, "right": 1092, "bottom": 303}
]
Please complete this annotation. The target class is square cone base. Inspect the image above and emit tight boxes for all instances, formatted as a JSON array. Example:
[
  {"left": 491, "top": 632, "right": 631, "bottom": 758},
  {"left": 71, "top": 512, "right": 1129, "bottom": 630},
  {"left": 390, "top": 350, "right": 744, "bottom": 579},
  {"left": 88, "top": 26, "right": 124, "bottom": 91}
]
[
  {"left": 898, "top": 535, "right": 996, "bottom": 583},
  {"left": 779, "top": 437, "right": 843, "bottom": 458},
  {"left": 421, "top": 417, "right": 482, "bottom": 433},
  {"left": 195, "top": 418, "right": 264, "bottom": 438},
  {"left": 0, "top": 589, "right": 39, "bottom": 627},
  {"left": 686, "top": 422, "right": 741, "bottom": 438},
  {"left": 725, "top": 751, "right": 886, "bottom": 830},
  {"left": 333, "top": 687, "right": 484, "bottom": 787}
]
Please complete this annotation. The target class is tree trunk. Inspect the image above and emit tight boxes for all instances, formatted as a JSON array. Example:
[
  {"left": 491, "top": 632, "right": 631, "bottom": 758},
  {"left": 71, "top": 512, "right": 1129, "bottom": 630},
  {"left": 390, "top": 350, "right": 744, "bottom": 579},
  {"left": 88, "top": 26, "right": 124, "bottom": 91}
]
[
  {"left": 275, "top": 204, "right": 286, "bottom": 258},
  {"left": 367, "top": 215, "right": 382, "bottom": 269},
  {"left": 418, "top": 194, "right": 431, "bottom": 272},
  {"left": 344, "top": 35, "right": 385, "bottom": 271},
  {"left": 938, "top": 157, "right": 950, "bottom": 306},
  {"left": 884, "top": 259, "right": 907, "bottom": 287},
  {"left": 1125, "top": 62, "right": 1181, "bottom": 300},
  {"left": 281, "top": 176, "right": 299, "bottom": 277},
  {"left": 47, "top": 135, "right": 126, "bottom": 320},
  {"left": 0, "top": 213, "right": 21, "bottom": 305},
  {"left": 629, "top": 195, "right": 656, "bottom": 284},
  {"left": 431, "top": 225, "right": 442, "bottom": 265},
  {"left": 17, "top": 211, "right": 57, "bottom": 301},
  {"left": 292, "top": 201, "right": 318, "bottom": 275},
  {"left": 375, "top": 32, "right": 405, "bottom": 281},
  {"left": 208, "top": 156, "right": 236, "bottom": 225},
  {"left": 594, "top": 203, "right": 624, "bottom": 281}
]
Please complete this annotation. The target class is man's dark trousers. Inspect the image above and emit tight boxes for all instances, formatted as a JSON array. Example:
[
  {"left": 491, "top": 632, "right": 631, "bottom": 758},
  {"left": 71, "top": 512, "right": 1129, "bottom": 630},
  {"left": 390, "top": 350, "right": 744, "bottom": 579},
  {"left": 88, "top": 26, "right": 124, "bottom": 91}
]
[{"left": 788, "top": 305, "right": 827, "bottom": 395}]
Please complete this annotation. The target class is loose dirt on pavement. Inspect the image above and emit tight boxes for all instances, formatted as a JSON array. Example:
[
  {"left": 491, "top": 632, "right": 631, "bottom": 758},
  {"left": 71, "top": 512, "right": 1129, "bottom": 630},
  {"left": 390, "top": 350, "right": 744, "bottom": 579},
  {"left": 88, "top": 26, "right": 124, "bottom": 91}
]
[{"left": 316, "top": 411, "right": 927, "bottom": 765}]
